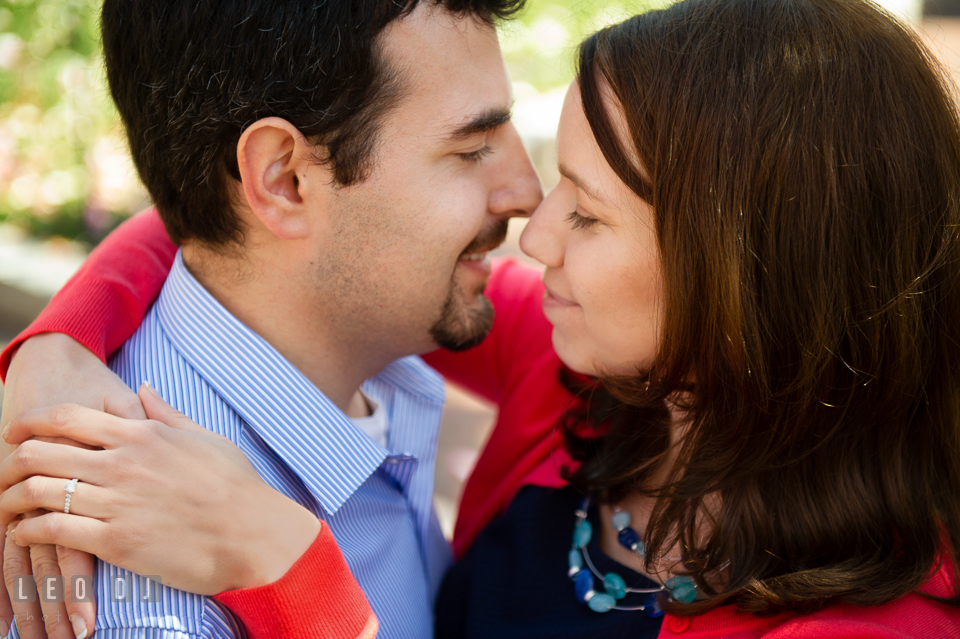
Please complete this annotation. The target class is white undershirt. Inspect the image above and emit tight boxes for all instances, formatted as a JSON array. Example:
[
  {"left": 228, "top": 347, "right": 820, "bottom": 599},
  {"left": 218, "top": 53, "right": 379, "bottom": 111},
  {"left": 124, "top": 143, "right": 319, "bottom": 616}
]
[{"left": 350, "top": 397, "right": 389, "bottom": 448}]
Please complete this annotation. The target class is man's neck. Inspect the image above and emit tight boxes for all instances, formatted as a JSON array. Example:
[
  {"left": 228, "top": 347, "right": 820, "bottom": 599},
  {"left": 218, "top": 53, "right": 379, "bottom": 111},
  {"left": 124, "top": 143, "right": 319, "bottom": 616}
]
[{"left": 180, "top": 244, "right": 389, "bottom": 413}]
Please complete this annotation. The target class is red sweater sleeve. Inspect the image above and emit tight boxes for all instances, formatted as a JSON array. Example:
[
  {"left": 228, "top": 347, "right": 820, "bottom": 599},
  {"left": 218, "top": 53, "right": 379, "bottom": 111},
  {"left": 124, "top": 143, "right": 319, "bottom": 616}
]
[
  {"left": 214, "top": 522, "right": 378, "bottom": 639},
  {"left": 0, "top": 207, "right": 176, "bottom": 381}
]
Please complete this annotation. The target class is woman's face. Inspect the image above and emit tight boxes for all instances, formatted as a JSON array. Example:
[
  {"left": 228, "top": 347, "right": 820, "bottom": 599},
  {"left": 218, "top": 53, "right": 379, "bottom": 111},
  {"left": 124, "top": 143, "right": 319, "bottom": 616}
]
[{"left": 520, "top": 83, "right": 663, "bottom": 377}]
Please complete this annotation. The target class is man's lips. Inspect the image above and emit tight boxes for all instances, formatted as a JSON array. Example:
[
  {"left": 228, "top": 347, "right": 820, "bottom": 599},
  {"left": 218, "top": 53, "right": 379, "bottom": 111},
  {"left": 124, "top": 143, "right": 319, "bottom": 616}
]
[
  {"left": 458, "top": 220, "right": 509, "bottom": 262},
  {"left": 456, "top": 240, "right": 501, "bottom": 279},
  {"left": 457, "top": 240, "right": 502, "bottom": 269},
  {"left": 458, "top": 245, "right": 498, "bottom": 262}
]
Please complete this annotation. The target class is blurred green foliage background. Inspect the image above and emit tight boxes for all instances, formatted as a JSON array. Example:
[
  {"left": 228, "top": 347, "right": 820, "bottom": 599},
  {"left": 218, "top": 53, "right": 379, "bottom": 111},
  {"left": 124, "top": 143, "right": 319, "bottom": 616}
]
[{"left": 0, "top": 0, "right": 659, "bottom": 246}]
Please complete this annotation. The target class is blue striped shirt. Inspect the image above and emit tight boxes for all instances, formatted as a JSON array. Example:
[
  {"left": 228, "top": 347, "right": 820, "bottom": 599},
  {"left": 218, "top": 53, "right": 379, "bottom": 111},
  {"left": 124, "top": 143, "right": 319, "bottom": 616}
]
[{"left": 13, "top": 251, "right": 451, "bottom": 638}]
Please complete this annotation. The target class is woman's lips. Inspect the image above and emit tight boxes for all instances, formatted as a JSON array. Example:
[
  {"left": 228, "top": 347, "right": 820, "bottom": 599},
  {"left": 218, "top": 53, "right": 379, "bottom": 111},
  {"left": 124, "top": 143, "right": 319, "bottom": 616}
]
[{"left": 542, "top": 284, "right": 578, "bottom": 308}]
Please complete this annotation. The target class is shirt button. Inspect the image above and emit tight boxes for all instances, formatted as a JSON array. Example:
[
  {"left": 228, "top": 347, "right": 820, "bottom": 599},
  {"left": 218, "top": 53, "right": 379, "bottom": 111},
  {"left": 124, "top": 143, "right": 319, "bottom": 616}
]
[{"left": 667, "top": 616, "right": 691, "bottom": 633}]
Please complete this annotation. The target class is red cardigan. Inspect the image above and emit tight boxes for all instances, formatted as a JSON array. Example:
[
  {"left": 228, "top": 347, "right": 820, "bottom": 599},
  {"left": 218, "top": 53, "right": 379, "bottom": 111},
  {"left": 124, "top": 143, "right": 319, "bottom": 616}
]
[{"left": 3, "top": 209, "right": 958, "bottom": 639}]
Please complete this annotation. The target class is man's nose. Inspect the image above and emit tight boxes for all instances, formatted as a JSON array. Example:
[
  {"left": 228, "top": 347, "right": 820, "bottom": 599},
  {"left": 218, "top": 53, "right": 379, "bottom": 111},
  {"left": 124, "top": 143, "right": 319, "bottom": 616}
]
[{"left": 488, "top": 123, "right": 544, "bottom": 219}]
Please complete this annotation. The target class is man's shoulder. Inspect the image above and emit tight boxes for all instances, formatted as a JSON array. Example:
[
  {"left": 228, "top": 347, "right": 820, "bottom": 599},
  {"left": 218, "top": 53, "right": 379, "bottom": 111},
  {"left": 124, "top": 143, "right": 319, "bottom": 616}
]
[
  {"left": 108, "top": 306, "right": 245, "bottom": 439},
  {"left": 108, "top": 304, "right": 167, "bottom": 377},
  {"left": 109, "top": 304, "right": 181, "bottom": 384}
]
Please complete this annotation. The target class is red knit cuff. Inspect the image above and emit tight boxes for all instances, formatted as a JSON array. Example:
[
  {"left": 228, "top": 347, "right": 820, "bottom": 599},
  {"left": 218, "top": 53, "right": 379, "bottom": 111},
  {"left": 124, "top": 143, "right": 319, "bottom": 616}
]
[{"left": 214, "top": 523, "right": 377, "bottom": 639}]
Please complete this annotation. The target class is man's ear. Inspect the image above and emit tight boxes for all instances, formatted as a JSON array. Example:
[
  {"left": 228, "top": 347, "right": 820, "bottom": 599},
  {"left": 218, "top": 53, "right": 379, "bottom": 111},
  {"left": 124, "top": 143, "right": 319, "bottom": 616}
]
[{"left": 236, "top": 117, "right": 316, "bottom": 240}]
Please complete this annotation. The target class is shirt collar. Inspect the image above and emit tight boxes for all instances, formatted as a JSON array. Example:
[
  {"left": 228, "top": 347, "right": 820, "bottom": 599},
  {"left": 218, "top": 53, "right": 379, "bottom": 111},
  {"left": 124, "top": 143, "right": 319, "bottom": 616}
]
[
  {"left": 155, "top": 251, "right": 387, "bottom": 515},
  {"left": 375, "top": 357, "right": 445, "bottom": 405}
]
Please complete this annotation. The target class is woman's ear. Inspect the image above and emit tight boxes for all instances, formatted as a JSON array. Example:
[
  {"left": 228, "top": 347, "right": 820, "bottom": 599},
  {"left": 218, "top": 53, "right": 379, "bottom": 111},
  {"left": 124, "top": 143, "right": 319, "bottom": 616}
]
[{"left": 236, "top": 117, "right": 313, "bottom": 239}]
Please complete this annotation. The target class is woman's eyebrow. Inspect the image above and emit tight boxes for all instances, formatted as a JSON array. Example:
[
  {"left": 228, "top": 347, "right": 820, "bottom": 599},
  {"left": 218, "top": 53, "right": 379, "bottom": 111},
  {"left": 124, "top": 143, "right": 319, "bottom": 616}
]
[{"left": 558, "top": 162, "right": 607, "bottom": 204}]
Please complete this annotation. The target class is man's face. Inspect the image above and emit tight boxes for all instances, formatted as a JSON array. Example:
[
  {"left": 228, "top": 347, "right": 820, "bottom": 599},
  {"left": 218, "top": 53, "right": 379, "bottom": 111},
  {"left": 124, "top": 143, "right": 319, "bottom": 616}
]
[{"left": 311, "top": 4, "right": 542, "bottom": 360}]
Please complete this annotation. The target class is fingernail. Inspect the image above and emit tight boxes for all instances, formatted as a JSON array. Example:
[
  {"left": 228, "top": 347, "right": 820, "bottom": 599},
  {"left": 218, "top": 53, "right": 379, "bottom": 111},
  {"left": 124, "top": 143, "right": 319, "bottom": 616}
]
[
  {"left": 141, "top": 381, "right": 159, "bottom": 397},
  {"left": 71, "top": 615, "right": 87, "bottom": 639},
  {"left": 0, "top": 616, "right": 9, "bottom": 638},
  {"left": 1, "top": 424, "right": 9, "bottom": 443},
  {"left": 6, "top": 525, "right": 16, "bottom": 543}
]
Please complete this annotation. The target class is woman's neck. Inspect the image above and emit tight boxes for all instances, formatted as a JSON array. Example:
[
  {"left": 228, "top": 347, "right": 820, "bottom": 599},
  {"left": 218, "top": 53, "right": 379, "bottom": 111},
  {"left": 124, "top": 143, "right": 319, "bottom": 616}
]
[{"left": 596, "top": 397, "right": 692, "bottom": 583}]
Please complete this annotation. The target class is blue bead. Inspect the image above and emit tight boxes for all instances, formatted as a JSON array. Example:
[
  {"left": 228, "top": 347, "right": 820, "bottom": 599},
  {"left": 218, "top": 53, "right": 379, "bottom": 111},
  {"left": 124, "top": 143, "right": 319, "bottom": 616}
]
[
  {"left": 573, "top": 520, "right": 593, "bottom": 548},
  {"left": 588, "top": 593, "right": 616, "bottom": 613},
  {"left": 617, "top": 526, "right": 640, "bottom": 550},
  {"left": 574, "top": 570, "right": 595, "bottom": 603},
  {"left": 666, "top": 576, "right": 698, "bottom": 604},
  {"left": 568, "top": 549, "right": 583, "bottom": 577},
  {"left": 636, "top": 540, "right": 647, "bottom": 559},
  {"left": 611, "top": 510, "right": 631, "bottom": 531},
  {"left": 602, "top": 572, "right": 627, "bottom": 599},
  {"left": 644, "top": 593, "right": 665, "bottom": 618}
]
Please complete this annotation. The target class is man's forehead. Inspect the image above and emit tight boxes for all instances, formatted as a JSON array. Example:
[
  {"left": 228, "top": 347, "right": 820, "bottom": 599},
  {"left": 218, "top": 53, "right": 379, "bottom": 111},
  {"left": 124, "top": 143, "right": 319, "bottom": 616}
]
[
  {"left": 378, "top": 4, "right": 513, "bottom": 140},
  {"left": 380, "top": 3, "right": 508, "bottom": 90}
]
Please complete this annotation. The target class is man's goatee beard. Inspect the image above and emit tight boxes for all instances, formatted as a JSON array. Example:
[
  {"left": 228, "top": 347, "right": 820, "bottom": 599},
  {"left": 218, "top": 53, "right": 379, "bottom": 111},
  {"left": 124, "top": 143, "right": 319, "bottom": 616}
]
[{"left": 430, "top": 290, "right": 494, "bottom": 352}]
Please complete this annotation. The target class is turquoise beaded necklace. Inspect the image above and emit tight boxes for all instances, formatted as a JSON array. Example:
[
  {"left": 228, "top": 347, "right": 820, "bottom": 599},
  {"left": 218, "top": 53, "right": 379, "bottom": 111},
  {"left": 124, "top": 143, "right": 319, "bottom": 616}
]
[{"left": 569, "top": 495, "right": 697, "bottom": 614}]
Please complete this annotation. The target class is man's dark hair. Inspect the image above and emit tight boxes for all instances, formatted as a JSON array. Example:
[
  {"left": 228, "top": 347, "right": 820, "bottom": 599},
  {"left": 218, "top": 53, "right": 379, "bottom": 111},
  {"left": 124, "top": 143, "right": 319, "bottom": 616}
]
[{"left": 101, "top": 0, "right": 525, "bottom": 246}]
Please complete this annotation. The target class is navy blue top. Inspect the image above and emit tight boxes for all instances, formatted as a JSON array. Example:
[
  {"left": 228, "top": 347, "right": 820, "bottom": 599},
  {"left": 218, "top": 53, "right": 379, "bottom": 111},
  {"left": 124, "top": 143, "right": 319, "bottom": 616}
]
[{"left": 436, "top": 485, "right": 665, "bottom": 639}]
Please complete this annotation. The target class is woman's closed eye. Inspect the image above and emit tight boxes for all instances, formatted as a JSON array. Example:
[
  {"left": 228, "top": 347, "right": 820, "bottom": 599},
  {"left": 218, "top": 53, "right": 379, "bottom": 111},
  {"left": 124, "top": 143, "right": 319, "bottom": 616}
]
[{"left": 566, "top": 210, "right": 600, "bottom": 230}]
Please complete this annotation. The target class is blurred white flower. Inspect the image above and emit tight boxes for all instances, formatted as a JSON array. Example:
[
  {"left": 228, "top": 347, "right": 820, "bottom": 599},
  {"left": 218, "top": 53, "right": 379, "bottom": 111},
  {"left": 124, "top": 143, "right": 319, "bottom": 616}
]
[
  {"left": 530, "top": 17, "right": 570, "bottom": 52},
  {"left": 0, "top": 33, "right": 22, "bottom": 70},
  {"left": 88, "top": 135, "right": 147, "bottom": 212},
  {"left": 0, "top": 125, "right": 15, "bottom": 186},
  {"left": 58, "top": 57, "right": 89, "bottom": 93},
  {"left": 9, "top": 173, "right": 39, "bottom": 211},
  {"left": 38, "top": 169, "right": 84, "bottom": 207}
]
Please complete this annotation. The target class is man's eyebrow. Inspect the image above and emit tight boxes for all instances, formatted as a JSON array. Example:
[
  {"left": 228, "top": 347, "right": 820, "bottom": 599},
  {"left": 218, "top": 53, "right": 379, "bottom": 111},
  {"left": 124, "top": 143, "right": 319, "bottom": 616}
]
[
  {"left": 445, "top": 108, "right": 512, "bottom": 141},
  {"left": 558, "top": 162, "right": 606, "bottom": 204}
]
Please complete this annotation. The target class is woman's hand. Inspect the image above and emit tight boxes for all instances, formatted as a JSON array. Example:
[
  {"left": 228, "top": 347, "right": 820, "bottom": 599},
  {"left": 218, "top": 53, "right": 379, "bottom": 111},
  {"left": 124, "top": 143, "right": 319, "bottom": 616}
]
[
  {"left": 0, "top": 384, "right": 321, "bottom": 595},
  {"left": 0, "top": 333, "right": 146, "bottom": 639}
]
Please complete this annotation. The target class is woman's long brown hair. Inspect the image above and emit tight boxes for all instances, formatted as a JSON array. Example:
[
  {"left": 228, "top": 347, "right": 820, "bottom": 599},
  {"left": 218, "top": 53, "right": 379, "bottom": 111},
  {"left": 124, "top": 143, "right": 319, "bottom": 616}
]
[{"left": 565, "top": 0, "right": 960, "bottom": 614}]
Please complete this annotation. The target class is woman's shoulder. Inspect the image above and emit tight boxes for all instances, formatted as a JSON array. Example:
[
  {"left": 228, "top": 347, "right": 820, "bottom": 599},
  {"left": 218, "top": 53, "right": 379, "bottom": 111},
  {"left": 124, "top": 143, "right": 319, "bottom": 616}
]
[
  {"left": 679, "top": 566, "right": 959, "bottom": 639},
  {"left": 767, "top": 561, "right": 958, "bottom": 638},
  {"left": 761, "top": 592, "right": 959, "bottom": 638}
]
